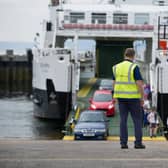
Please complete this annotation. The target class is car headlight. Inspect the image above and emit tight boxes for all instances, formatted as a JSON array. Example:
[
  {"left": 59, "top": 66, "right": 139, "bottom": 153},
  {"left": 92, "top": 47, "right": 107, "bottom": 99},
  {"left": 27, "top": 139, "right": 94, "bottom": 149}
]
[
  {"left": 108, "top": 104, "right": 114, "bottom": 109},
  {"left": 91, "top": 104, "right": 96, "bottom": 110},
  {"left": 94, "top": 129, "right": 106, "bottom": 133}
]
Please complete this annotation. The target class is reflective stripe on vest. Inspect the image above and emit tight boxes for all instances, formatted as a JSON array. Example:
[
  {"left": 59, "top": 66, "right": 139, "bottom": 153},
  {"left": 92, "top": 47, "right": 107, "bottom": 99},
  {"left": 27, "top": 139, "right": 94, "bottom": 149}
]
[{"left": 113, "top": 61, "right": 141, "bottom": 98}]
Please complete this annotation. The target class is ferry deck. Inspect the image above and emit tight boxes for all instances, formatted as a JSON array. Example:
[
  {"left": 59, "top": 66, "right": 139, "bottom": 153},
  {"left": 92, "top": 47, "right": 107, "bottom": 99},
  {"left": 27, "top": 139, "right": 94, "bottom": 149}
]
[{"left": 63, "top": 77, "right": 166, "bottom": 141}]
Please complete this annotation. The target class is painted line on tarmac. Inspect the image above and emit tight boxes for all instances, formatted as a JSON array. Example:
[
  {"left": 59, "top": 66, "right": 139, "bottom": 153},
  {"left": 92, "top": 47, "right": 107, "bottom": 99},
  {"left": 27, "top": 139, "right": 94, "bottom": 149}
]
[
  {"left": 63, "top": 136, "right": 166, "bottom": 141},
  {"left": 77, "top": 78, "right": 97, "bottom": 97},
  {"left": 70, "top": 107, "right": 81, "bottom": 130},
  {"left": 1, "top": 158, "right": 168, "bottom": 161},
  {"left": 107, "top": 136, "right": 166, "bottom": 141},
  {"left": 63, "top": 136, "right": 74, "bottom": 140}
]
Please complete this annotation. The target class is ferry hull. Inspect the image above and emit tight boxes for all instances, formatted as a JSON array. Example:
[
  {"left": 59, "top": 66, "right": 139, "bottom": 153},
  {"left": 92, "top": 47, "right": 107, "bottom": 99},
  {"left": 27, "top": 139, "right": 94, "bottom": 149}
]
[
  {"left": 33, "top": 88, "right": 71, "bottom": 122},
  {"left": 157, "top": 93, "right": 168, "bottom": 128}
]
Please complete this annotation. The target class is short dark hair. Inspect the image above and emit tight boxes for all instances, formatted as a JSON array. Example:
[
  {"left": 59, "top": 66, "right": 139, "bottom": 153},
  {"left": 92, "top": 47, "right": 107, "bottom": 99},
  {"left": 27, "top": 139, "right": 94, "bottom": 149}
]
[{"left": 124, "top": 48, "right": 135, "bottom": 57}]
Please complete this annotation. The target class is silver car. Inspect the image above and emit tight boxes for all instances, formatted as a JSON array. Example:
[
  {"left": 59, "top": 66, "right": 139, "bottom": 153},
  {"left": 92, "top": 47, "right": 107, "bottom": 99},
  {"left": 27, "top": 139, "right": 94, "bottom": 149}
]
[{"left": 99, "top": 79, "right": 113, "bottom": 91}]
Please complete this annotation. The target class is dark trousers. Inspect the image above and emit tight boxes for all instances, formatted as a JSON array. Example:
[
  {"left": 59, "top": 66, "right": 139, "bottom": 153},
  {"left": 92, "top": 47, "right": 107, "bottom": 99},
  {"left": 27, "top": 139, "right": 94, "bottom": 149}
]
[{"left": 118, "top": 100, "right": 143, "bottom": 145}]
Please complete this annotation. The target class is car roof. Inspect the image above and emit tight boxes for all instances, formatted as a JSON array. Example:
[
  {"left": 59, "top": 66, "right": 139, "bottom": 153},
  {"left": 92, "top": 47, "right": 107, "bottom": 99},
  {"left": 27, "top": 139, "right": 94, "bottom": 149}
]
[
  {"left": 81, "top": 110, "right": 105, "bottom": 114},
  {"left": 94, "top": 90, "right": 112, "bottom": 94},
  {"left": 100, "top": 79, "right": 112, "bottom": 84},
  {"left": 79, "top": 111, "right": 106, "bottom": 119}
]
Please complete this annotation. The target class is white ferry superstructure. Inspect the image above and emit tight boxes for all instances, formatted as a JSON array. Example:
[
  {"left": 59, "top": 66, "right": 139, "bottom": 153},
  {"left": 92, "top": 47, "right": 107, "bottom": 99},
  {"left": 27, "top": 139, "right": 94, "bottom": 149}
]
[{"left": 32, "top": 0, "right": 168, "bottom": 122}]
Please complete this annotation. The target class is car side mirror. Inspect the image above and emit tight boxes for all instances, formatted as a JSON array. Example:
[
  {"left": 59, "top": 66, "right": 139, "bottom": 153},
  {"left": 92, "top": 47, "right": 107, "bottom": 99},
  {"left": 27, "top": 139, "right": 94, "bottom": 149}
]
[
  {"left": 112, "top": 99, "right": 116, "bottom": 103},
  {"left": 89, "top": 98, "right": 92, "bottom": 103},
  {"left": 69, "top": 117, "right": 77, "bottom": 125},
  {"left": 73, "top": 119, "right": 77, "bottom": 124},
  {"left": 72, "top": 104, "right": 78, "bottom": 112}
]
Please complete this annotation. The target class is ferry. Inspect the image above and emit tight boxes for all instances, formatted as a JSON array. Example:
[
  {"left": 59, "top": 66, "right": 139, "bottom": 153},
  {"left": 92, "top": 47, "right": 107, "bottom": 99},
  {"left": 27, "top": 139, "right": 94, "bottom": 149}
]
[{"left": 32, "top": 0, "right": 168, "bottom": 126}]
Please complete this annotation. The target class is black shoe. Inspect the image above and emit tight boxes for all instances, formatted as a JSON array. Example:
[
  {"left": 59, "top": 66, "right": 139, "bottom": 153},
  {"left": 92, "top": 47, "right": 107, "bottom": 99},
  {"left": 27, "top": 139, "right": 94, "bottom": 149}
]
[
  {"left": 121, "top": 144, "right": 128, "bottom": 149},
  {"left": 134, "top": 144, "right": 146, "bottom": 149}
]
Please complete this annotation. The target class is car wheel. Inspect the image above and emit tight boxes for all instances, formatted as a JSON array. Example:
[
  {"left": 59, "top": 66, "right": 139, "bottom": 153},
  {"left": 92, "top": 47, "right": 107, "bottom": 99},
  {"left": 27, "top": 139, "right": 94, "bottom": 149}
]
[
  {"left": 74, "top": 135, "right": 78, "bottom": 140},
  {"left": 107, "top": 130, "right": 109, "bottom": 136}
]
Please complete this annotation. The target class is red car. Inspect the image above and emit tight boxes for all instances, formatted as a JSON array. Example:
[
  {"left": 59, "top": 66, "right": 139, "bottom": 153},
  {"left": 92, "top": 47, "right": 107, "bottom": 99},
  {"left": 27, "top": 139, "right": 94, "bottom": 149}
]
[{"left": 89, "top": 90, "right": 115, "bottom": 116}]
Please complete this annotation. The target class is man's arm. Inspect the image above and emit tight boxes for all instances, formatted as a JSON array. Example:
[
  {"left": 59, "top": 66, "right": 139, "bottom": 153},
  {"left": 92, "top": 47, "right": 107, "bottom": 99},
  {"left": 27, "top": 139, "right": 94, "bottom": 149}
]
[
  {"left": 134, "top": 66, "right": 144, "bottom": 106},
  {"left": 134, "top": 66, "right": 144, "bottom": 99},
  {"left": 136, "top": 80, "right": 144, "bottom": 106},
  {"left": 136, "top": 80, "right": 144, "bottom": 99}
]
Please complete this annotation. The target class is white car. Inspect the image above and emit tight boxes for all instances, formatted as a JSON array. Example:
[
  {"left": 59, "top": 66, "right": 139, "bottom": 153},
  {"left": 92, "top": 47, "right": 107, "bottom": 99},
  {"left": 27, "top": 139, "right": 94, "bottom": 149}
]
[{"left": 99, "top": 79, "right": 113, "bottom": 91}]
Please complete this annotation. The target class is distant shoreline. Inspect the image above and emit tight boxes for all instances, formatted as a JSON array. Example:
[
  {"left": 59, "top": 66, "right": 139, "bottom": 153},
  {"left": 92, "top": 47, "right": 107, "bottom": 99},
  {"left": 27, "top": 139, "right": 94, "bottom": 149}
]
[{"left": 0, "top": 41, "right": 34, "bottom": 55}]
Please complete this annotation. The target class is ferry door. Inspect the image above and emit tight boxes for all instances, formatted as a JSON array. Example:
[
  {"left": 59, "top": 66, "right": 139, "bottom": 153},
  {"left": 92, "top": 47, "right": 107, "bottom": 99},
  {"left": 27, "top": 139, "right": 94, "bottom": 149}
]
[{"left": 96, "top": 41, "right": 133, "bottom": 78}]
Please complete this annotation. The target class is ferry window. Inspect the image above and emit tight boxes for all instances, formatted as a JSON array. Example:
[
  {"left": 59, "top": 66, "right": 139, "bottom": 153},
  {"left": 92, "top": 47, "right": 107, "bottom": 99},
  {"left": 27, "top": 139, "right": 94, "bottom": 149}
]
[
  {"left": 152, "top": 0, "right": 168, "bottom": 6},
  {"left": 64, "top": 15, "right": 69, "bottom": 21},
  {"left": 92, "top": 13, "right": 106, "bottom": 24},
  {"left": 113, "top": 13, "right": 128, "bottom": 24},
  {"left": 109, "top": 0, "right": 115, "bottom": 3},
  {"left": 135, "top": 13, "right": 149, "bottom": 25},
  {"left": 70, "top": 12, "right": 85, "bottom": 23}
]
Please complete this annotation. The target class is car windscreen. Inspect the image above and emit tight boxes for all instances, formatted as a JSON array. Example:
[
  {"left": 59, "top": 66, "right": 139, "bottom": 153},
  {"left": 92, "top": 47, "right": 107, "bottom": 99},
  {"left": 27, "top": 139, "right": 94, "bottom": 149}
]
[
  {"left": 93, "top": 93, "right": 112, "bottom": 102},
  {"left": 100, "top": 80, "right": 112, "bottom": 86},
  {"left": 79, "top": 113, "right": 105, "bottom": 122}
]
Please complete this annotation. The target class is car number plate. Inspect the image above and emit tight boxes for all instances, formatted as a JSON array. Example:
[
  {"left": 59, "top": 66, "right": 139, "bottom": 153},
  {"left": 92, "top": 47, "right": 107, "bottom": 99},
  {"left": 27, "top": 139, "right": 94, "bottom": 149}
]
[{"left": 83, "top": 133, "right": 95, "bottom": 136}]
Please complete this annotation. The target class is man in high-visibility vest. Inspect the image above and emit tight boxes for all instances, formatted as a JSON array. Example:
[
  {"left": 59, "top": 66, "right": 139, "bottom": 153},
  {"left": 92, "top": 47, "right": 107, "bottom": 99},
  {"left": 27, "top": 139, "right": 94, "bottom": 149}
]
[{"left": 112, "top": 48, "right": 145, "bottom": 149}]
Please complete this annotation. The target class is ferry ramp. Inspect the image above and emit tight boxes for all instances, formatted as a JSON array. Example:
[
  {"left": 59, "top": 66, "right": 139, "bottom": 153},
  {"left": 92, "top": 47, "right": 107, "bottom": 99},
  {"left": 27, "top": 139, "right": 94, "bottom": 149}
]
[{"left": 64, "top": 77, "right": 166, "bottom": 141}]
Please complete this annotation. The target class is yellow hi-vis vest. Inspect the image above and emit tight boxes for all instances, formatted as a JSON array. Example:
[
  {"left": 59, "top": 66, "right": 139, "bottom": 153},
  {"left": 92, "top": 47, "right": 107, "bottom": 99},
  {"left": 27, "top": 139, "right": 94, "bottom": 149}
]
[{"left": 112, "top": 60, "right": 141, "bottom": 99}]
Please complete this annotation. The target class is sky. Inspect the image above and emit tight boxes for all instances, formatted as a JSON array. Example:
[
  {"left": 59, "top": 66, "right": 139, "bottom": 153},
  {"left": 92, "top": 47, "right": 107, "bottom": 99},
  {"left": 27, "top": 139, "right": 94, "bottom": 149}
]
[
  {"left": 0, "top": 0, "right": 98, "bottom": 43},
  {"left": 0, "top": 0, "right": 96, "bottom": 52},
  {"left": 0, "top": 0, "right": 49, "bottom": 42}
]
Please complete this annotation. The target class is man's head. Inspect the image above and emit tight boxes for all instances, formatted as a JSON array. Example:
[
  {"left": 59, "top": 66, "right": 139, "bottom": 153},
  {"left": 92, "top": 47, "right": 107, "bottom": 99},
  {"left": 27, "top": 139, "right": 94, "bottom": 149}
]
[{"left": 124, "top": 48, "right": 135, "bottom": 60}]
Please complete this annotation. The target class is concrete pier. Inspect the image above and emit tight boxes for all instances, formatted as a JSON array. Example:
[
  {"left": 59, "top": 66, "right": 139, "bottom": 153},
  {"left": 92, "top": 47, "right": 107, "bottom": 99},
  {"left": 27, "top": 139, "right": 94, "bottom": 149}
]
[
  {"left": 0, "top": 140, "right": 167, "bottom": 168},
  {"left": 0, "top": 49, "right": 32, "bottom": 97}
]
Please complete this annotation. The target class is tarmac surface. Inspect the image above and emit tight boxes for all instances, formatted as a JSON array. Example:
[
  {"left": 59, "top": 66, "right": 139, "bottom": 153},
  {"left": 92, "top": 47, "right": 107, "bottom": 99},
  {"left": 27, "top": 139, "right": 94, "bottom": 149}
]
[{"left": 0, "top": 139, "right": 167, "bottom": 168}]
